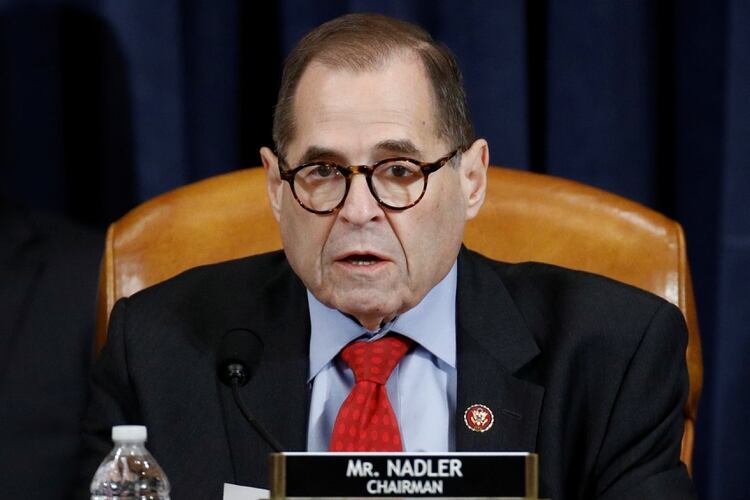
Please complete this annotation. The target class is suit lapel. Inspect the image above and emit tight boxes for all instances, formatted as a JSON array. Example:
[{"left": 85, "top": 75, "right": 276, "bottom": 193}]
[
  {"left": 455, "top": 249, "right": 544, "bottom": 452},
  {"left": 216, "top": 258, "right": 310, "bottom": 486}
]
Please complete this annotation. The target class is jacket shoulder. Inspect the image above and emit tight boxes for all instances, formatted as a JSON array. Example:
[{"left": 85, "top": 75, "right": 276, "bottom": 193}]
[
  {"left": 128, "top": 250, "right": 291, "bottom": 303},
  {"left": 116, "top": 250, "right": 302, "bottom": 336},
  {"left": 469, "top": 249, "right": 672, "bottom": 313},
  {"left": 463, "top": 249, "right": 685, "bottom": 350}
]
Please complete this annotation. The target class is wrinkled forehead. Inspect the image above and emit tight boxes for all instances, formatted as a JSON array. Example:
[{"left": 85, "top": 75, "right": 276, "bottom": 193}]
[{"left": 287, "top": 53, "right": 444, "bottom": 162}]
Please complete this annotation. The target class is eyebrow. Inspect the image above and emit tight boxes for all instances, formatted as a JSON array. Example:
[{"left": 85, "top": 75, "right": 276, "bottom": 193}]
[
  {"left": 373, "top": 139, "right": 421, "bottom": 157},
  {"left": 296, "top": 146, "right": 345, "bottom": 166},
  {"left": 295, "top": 139, "right": 424, "bottom": 166}
]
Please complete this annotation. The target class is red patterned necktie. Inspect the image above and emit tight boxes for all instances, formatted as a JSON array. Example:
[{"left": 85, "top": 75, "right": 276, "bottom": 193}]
[{"left": 329, "top": 334, "right": 413, "bottom": 451}]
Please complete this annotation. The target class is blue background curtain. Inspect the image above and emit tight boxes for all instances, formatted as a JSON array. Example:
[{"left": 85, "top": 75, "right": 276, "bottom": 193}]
[{"left": 1, "top": 1, "right": 747, "bottom": 498}]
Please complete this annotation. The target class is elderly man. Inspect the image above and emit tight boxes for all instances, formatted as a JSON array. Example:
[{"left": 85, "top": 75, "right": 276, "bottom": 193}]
[{"left": 81, "top": 13, "right": 696, "bottom": 500}]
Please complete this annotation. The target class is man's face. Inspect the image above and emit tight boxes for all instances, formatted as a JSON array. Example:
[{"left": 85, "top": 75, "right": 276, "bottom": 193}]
[{"left": 262, "top": 51, "right": 488, "bottom": 330}]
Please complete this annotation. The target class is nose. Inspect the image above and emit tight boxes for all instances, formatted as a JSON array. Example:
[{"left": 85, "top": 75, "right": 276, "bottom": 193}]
[{"left": 337, "top": 173, "right": 382, "bottom": 225}]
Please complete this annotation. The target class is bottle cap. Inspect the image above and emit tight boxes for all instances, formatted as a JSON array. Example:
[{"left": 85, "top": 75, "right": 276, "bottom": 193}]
[{"left": 112, "top": 425, "right": 147, "bottom": 442}]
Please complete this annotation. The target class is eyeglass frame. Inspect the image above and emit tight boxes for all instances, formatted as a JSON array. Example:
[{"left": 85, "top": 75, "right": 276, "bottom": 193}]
[{"left": 277, "top": 148, "right": 463, "bottom": 215}]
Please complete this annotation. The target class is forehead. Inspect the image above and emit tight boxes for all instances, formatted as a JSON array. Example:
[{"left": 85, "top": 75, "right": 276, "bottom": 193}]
[{"left": 288, "top": 53, "right": 443, "bottom": 161}]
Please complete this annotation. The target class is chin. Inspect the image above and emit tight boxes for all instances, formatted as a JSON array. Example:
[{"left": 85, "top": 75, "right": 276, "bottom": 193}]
[{"left": 332, "top": 292, "right": 402, "bottom": 325}]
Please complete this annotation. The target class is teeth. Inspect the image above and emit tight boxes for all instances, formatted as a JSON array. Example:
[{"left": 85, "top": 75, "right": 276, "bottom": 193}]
[
  {"left": 351, "top": 259, "right": 376, "bottom": 266},
  {"left": 342, "top": 254, "right": 381, "bottom": 266}
]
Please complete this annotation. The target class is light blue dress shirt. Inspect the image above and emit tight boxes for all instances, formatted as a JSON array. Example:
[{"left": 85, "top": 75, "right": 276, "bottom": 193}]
[{"left": 306, "top": 262, "right": 458, "bottom": 452}]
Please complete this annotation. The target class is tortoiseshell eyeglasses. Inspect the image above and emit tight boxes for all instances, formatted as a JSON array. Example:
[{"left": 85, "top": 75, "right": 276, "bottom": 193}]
[{"left": 278, "top": 149, "right": 461, "bottom": 214}]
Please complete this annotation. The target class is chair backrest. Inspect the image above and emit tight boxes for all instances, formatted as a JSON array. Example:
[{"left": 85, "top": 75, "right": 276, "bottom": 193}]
[{"left": 96, "top": 166, "right": 702, "bottom": 471}]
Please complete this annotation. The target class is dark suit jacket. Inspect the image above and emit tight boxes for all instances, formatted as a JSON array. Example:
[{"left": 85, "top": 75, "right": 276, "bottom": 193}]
[
  {"left": 0, "top": 204, "right": 101, "bottom": 500},
  {"left": 80, "top": 248, "right": 696, "bottom": 499}
]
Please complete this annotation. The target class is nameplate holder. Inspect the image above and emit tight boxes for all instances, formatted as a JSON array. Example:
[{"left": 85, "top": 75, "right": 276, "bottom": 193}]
[{"left": 269, "top": 452, "right": 538, "bottom": 499}]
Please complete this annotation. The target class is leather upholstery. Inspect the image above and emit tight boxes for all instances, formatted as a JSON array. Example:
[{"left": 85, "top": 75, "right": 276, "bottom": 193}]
[{"left": 95, "top": 166, "right": 702, "bottom": 471}]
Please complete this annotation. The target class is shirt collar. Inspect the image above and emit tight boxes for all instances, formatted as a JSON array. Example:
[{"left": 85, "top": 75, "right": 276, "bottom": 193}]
[{"left": 307, "top": 261, "right": 457, "bottom": 381}]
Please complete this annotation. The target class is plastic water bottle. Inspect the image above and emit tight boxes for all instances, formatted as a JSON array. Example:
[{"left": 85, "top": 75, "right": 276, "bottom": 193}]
[{"left": 90, "top": 425, "right": 170, "bottom": 499}]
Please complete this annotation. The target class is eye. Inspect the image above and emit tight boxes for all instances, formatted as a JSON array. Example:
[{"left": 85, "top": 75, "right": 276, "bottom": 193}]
[
  {"left": 382, "top": 161, "right": 419, "bottom": 178},
  {"left": 308, "top": 164, "right": 338, "bottom": 179}
]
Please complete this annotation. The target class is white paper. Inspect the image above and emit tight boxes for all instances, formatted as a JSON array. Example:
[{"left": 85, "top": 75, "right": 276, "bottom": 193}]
[{"left": 222, "top": 483, "right": 269, "bottom": 500}]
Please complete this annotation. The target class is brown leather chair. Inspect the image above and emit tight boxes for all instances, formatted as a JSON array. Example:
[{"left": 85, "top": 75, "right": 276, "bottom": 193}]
[{"left": 96, "top": 166, "right": 702, "bottom": 472}]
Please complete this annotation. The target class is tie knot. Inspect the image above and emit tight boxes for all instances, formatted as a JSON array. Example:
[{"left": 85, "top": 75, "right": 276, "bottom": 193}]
[{"left": 340, "top": 334, "right": 413, "bottom": 385}]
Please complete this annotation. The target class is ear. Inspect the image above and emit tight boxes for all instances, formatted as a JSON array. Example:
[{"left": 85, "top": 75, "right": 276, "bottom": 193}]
[
  {"left": 260, "top": 146, "right": 283, "bottom": 222},
  {"left": 459, "top": 138, "right": 489, "bottom": 220}
]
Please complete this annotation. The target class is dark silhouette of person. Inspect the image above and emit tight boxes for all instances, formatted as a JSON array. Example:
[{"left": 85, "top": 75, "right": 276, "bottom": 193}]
[{"left": 0, "top": 201, "right": 102, "bottom": 500}]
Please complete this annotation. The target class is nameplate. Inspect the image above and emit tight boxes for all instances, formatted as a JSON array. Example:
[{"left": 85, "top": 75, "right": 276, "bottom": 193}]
[{"left": 269, "top": 452, "right": 538, "bottom": 499}]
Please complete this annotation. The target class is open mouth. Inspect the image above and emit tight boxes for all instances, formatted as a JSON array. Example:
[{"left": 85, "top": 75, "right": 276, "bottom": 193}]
[{"left": 339, "top": 253, "right": 384, "bottom": 266}]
